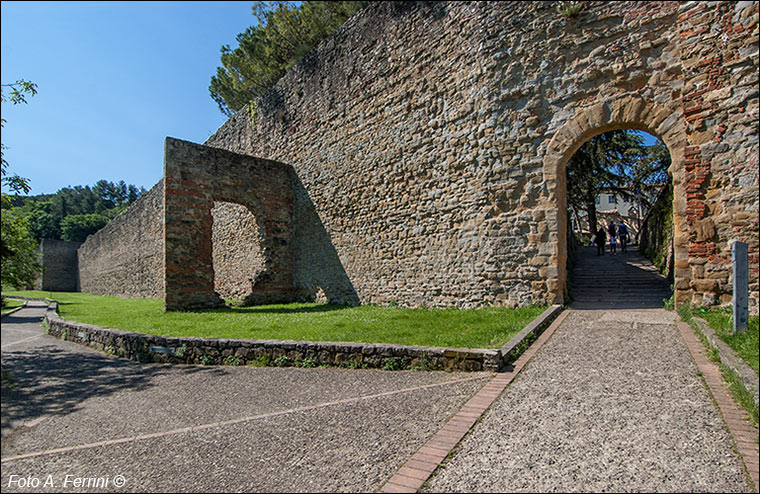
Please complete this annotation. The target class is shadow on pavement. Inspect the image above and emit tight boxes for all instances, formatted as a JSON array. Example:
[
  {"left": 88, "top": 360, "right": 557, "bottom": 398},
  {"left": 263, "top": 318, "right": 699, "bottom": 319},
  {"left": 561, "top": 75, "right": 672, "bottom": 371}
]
[
  {"left": 1, "top": 345, "right": 227, "bottom": 435},
  {"left": 1, "top": 314, "right": 50, "bottom": 325}
]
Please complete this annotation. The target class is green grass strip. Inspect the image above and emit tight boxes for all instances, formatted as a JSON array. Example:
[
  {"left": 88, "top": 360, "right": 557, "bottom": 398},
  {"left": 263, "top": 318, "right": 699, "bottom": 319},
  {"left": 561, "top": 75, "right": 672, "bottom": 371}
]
[
  {"left": 687, "top": 306, "right": 759, "bottom": 374},
  {"left": 3, "top": 290, "right": 546, "bottom": 349},
  {"left": 1, "top": 298, "right": 25, "bottom": 313},
  {"left": 678, "top": 305, "right": 759, "bottom": 428}
]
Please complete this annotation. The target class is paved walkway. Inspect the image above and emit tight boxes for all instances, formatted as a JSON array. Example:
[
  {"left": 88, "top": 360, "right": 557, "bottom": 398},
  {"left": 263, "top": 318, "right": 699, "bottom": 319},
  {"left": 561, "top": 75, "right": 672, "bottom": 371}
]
[
  {"left": 2, "top": 243, "right": 758, "bottom": 493},
  {"left": 1, "top": 301, "right": 490, "bottom": 492},
  {"left": 420, "top": 308, "right": 755, "bottom": 492}
]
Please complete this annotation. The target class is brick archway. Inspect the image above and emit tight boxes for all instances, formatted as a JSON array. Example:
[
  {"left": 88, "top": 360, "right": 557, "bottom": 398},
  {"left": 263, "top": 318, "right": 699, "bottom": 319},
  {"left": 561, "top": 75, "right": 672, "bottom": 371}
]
[{"left": 542, "top": 95, "right": 688, "bottom": 305}]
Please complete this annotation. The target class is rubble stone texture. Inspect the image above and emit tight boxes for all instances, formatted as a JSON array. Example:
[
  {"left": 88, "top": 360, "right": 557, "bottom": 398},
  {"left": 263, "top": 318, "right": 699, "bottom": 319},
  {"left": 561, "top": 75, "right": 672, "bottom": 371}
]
[
  {"left": 78, "top": 181, "right": 164, "bottom": 299},
  {"left": 211, "top": 201, "right": 266, "bottom": 302},
  {"left": 75, "top": 1, "right": 757, "bottom": 312},
  {"left": 34, "top": 239, "right": 81, "bottom": 292}
]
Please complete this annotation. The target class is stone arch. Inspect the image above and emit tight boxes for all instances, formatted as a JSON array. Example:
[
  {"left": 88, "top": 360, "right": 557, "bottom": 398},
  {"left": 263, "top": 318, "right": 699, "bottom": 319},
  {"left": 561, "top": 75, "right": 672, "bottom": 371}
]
[{"left": 542, "top": 95, "right": 688, "bottom": 304}]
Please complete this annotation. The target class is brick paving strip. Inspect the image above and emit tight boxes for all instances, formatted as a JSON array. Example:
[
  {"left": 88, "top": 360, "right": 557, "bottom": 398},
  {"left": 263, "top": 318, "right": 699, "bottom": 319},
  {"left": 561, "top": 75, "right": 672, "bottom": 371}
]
[
  {"left": 677, "top": 320, "right": 760, "bottom": 491},
  {"left": 0, "top": 373, "right": 489, "bottom": 464},
  {"left": 379, "top": 309, "right": 572, "bottom": 493}
]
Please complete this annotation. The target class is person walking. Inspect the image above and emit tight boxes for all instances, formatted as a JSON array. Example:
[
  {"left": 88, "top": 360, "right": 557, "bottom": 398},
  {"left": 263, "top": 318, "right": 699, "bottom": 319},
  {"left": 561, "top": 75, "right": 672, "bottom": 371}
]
[
  {"left": 618, "top": 221, "right": 629, "bottom": 252},
  {"left": 595, "top": 226, "right": 606, "bottom": 256},
  {"left": 609, "top": 221, "right": 618, "bottom": 255}
]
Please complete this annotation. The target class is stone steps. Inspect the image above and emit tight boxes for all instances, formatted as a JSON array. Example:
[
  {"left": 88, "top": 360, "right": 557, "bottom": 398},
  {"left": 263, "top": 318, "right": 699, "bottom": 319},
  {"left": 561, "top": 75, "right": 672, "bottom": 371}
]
[{"left": 569, "top": 245, "right": 671, "bottom": 309}]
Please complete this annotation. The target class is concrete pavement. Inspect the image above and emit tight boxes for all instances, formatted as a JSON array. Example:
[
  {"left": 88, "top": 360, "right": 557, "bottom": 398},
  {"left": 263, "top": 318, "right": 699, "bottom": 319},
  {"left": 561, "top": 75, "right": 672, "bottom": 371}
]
[
  {"left": 421, "top": 308, "right": 756, "bottom": 493},
  {"left": 1, "top": 301, "right": 490, "bottom": 492}
]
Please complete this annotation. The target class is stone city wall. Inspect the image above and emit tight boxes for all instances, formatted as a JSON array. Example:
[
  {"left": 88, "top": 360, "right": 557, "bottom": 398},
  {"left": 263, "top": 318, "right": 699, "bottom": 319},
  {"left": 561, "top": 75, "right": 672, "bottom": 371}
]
[
  {"left": 77, "top": 181, "right": 164, "bottom": 298},
  {"left": 205, "top": 1, "right": 757, "bottom": 310},
  {"left": 34, "top": 239, "right": 81, "bottom": 292},
  {"left": 675, "top": 1, "right": 759, "bottom": 310},
  {"left": 74, "top": 1, "right": 757, "bottom": 312}
]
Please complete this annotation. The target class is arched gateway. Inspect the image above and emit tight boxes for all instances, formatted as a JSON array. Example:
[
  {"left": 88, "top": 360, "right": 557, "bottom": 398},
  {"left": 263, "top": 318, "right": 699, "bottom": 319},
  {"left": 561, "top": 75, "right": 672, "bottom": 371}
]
[
  {"left": 543, "top": 96, "right": 687, "bottom": 305},
  {"left": 73, "top": 1, "right": 757, "bottom": 312}
]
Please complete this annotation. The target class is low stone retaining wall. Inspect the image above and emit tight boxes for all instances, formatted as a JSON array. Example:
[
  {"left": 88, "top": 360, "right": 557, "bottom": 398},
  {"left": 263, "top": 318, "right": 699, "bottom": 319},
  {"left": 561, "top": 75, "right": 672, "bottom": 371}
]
[
  {"left": 43, "top": 302, "right": 562, "bottom": 372},
  {"left": 1, "top": 300, "right": 27, "bottom": 318},
  {"left": 500, "top": 304, "right": 563, "bottom": 364}
]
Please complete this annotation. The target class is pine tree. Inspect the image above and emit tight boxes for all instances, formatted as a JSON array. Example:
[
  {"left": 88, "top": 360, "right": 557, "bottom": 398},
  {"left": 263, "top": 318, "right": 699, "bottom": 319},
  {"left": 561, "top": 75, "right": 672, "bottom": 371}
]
[{"left": 210, "top": 1, "right": 367, "bottom": 116}]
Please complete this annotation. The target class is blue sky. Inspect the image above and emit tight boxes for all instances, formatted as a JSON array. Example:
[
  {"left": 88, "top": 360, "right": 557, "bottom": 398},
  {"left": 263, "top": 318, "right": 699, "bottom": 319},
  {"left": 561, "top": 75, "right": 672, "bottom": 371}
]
[
  {"left": 2, "top": 1, "right": 660, "bottom": 196},
  {"left": 2, "top": 1, "right": 256, "bottom": 195}
]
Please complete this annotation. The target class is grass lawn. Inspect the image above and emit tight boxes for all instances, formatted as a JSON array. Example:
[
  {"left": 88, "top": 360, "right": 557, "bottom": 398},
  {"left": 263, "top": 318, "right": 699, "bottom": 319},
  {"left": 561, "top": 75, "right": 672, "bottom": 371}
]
[
  {"left": 689, "top": 306, "right": 759, "bottom": 374},
  {"left": 3, "top": 290, "right": 547, "bottom": 349},
  {"left": 1, "top": 298, "right": 24, "bottom": 315}
]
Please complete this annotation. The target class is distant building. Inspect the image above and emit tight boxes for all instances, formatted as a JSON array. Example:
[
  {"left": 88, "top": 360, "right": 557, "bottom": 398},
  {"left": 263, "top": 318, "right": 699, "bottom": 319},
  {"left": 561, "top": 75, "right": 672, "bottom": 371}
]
[
  {"left": 596, "top": 191, "right": 638, "bottom": 216},
  {"left": 571, "top": 186, "right": 665, "bottom": 242}
]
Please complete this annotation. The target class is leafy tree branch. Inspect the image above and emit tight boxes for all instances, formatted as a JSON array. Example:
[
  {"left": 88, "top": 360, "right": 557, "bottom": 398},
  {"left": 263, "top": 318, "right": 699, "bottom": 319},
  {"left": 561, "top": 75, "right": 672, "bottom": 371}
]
[
  {"left": 567, "top": 130, "right": 671, "bottom": 235},
  {"left": 1, "top": 79, "right": 40, "bottom": 288}
]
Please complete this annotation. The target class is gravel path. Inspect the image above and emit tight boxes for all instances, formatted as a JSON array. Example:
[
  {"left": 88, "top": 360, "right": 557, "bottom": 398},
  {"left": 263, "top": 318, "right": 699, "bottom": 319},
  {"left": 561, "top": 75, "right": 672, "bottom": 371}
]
[{"left": 423, "top": 309, "right": 754, "bottom": 493}]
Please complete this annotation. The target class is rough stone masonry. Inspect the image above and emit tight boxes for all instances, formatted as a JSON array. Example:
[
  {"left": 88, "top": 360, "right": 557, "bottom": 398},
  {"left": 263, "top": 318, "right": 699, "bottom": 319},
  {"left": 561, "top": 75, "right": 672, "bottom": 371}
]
[{"left": 72, "top": 1, "right": 757, "bottom": 312}]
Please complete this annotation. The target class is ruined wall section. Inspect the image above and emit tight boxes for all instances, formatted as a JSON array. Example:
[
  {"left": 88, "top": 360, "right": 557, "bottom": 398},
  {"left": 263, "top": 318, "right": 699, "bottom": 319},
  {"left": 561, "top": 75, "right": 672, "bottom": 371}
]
[
  {"left": 78, "top": 181, "right": 164, "bottom": 298},
  {"left": 206, "top": 1, "right": 687, "bottom": 308},
  {"left": 34, "top": 239, "right": 82, "bottom": 292},
  {"left": 163, "top": 138, "right": 294, "bottom": 310}
]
